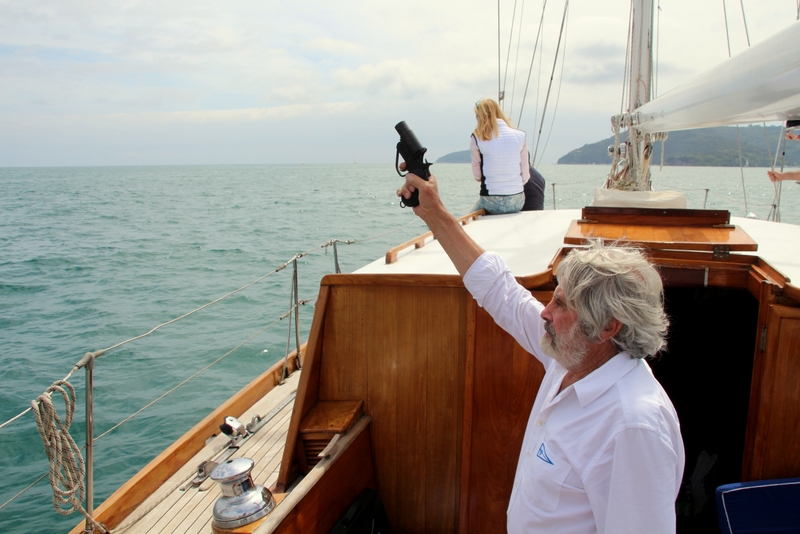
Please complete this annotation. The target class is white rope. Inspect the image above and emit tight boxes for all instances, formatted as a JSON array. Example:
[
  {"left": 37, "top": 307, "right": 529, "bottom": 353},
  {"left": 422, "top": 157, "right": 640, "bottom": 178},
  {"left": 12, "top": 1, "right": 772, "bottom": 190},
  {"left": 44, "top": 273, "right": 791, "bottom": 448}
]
[{"left": 31, "top": 380, "right": 109, "bottom": 533}]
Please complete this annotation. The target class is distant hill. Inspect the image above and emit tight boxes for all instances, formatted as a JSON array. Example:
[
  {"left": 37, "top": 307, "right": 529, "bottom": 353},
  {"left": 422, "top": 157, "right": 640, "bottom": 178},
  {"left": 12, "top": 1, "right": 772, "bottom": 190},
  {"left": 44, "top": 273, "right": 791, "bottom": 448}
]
[
  {"left": 558, "top": 125, "right": 800, "bottom": 167},
  {"left": 436, "top": 150, "right": 471, "bottom": 163},
  {"left": 436, "top": 126, "right": 800, "bottom": 166}
]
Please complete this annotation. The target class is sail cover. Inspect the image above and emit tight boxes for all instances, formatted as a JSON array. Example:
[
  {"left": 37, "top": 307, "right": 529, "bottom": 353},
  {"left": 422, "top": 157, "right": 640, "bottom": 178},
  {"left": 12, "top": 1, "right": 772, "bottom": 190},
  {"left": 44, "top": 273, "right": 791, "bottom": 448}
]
[{"left": 632, "top": 21, "right": 800, "bottom": 134}]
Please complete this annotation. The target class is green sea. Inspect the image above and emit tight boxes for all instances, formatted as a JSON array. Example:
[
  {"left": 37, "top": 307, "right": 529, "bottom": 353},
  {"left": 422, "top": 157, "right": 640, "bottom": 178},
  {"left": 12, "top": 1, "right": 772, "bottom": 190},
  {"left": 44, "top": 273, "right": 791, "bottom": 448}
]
[{"left": 1, "top": 163, "right": 798, "bottom": 532}]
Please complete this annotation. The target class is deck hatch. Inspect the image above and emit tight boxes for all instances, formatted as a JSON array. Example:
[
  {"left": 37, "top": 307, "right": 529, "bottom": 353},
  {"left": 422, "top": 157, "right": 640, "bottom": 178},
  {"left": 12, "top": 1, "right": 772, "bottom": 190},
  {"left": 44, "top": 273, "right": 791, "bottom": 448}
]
[{"left": 565, "top": 207, "right": 758, "bottom": 253}]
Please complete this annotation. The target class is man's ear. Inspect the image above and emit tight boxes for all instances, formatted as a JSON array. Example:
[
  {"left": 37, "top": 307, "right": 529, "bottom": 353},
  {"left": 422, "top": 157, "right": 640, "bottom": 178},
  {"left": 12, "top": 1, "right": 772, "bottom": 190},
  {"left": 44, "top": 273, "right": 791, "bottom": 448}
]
[{"left": 601, "top": 318, "right": 623, "bottom": 341}]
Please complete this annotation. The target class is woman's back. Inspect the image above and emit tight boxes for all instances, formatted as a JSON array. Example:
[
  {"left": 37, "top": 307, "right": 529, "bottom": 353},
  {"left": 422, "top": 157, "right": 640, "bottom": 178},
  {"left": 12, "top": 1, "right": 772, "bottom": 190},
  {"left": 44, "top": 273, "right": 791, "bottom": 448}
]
[
  {"left": 473, "top": 120, "right": 527, "bottom": 196},
  {"left": 470, "top": 98, "right": 530, "bottom": 215}
]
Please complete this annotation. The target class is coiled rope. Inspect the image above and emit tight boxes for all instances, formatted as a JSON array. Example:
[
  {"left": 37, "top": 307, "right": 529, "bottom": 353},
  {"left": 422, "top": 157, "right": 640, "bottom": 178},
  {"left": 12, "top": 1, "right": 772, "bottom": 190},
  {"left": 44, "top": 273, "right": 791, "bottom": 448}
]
[
  {"left": 0, "top": 217, "right": 428, "bottom": 521},
  {"left": 30, "top": 380, "right": 109, "bottom": 532}
]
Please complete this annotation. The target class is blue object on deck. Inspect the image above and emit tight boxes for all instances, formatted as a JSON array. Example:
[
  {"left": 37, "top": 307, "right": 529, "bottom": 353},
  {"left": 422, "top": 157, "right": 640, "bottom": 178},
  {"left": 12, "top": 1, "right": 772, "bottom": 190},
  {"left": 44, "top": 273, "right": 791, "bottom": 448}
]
[{"left": 716, "top": 477, "right": 800, "bottom": 533}]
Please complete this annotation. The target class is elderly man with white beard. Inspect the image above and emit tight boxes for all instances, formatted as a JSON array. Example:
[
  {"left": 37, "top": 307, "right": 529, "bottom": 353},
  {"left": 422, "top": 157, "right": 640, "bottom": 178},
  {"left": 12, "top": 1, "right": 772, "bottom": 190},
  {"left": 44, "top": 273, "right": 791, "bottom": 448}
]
[{"left": 398, "top": 169, "right": 685, "bottom": 534}]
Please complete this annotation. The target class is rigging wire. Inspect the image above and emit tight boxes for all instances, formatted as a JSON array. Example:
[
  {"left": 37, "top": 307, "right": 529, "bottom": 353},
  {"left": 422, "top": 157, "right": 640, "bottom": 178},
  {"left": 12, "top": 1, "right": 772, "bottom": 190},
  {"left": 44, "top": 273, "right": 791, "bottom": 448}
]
[
  {"left": 722, "top": 0, "right": 732, "bottom": 57},
  {"left": 739, "top": 0, "right": 751, "bottom": 45},
  {"left": 0, "top": 472, "right": 49, "bottom": 513},
  {"left": 767, "top": 123, "right": 787, "bottom": 222},
  {"left": 498, "top": 0, "right": 503, "bottom": 101},
  {"left": 532, "top": 23, "right": 544, "bottom": 148},
  {"left": 0, "top": 217, "right": 428, "bottom": 516},
  {"left": 516, "top": 0, "right": 549, "bottom": 128},
  {"left": 654, "top": 1, "right": 661, "bottom": 98},
  {"left": 0, "top": 218, "right": 423, "bottom": 437},
  {"left": 531, "top": 0, "right": 570, "bottom": 164},
  {"left": 721, "top": 0, "right": 754, "bottom": 216},
  {"left": 762, "top": 123, "right": 774, "bottom": 170},
  {"left": 94, "top": 305, "right": 309, "bottom": 443},
  {"left": 794, "top": 0, "right": 799, "bottom": 233},
  {"left": 0, "top": 297, "right": 316, "bottom": 515},
  {"left": 609, "top": 0, "right": 634, "bottom": 184},
  {"left": 536, "top": 4, "right": 569, "bottom": 168},
  {"left": 508, "top": 0, "right": 528, "bottom": 118},
  {"left": 735, "top": 126, "right": 750, "bottom": 215},
  {"left": 501, "top": 0, "right": 521, "bottom": 107},
  {"left": 620, "top": 2, "right": 634, "bottom": 116}
]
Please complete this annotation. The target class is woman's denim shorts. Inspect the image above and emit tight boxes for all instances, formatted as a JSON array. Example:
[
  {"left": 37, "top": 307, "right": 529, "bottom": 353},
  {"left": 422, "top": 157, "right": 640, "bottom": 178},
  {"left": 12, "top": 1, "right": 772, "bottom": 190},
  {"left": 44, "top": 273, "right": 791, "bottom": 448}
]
[{"left": 471, "top": 192, "right": 525, "bottom": 215}]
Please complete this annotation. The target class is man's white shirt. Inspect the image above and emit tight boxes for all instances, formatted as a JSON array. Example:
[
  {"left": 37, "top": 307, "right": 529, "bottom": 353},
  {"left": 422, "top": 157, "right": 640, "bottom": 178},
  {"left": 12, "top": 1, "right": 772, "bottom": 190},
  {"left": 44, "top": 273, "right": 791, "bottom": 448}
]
[{"left": 463, "top": 251, "right": 685, "bottom": 534}]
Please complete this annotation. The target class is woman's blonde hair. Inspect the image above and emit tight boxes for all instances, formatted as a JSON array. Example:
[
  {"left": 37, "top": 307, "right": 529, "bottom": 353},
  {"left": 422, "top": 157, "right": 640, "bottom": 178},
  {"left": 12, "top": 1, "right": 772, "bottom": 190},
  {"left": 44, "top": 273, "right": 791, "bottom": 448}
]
[{"left": 473, "top": 99, "right": 512, "bottom": 141}]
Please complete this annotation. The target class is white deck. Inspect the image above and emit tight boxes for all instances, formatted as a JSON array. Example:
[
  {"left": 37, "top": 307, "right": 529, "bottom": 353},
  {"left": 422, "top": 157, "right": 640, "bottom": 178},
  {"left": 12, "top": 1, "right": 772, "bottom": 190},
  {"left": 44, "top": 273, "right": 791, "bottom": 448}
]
[
  {"left": 734, "top": 216, "right": 800, "bottom": 284},
  {"left": 357, "top": 209, "right": 800, "bottom": 286},
  {"left": 113, "top": 372, "right": 300, "bottom": 534},
  {"left": 357, "top": 209, "right": 581, "bottom": 277}
]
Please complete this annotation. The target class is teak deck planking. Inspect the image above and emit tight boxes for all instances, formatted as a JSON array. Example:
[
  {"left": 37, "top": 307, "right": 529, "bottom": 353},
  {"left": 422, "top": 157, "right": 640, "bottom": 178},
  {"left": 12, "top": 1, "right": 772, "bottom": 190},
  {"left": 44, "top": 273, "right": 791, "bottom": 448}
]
[{"left": 103, "top": 372, "right": 300, "bottom": 534}]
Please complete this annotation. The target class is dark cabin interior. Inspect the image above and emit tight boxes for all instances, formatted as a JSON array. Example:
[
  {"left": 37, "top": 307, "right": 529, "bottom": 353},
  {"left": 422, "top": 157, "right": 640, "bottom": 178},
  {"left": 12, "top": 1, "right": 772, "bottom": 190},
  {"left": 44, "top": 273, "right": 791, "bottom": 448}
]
[{"left": 653, "top": 286, "right": 759, "bottom": 533}]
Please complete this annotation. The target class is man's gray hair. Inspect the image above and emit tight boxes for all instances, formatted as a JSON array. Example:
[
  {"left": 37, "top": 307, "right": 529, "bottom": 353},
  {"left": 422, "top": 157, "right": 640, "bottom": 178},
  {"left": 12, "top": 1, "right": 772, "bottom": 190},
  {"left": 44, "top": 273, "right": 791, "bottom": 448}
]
[{"left": 556, "top": 240, "right": 668, "bottom": 359}]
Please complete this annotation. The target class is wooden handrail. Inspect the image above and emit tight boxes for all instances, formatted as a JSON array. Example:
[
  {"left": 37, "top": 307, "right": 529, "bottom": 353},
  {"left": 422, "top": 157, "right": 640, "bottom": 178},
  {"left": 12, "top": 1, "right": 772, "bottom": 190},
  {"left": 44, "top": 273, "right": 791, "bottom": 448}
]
[{"left": 384, "top": 210, "right": 485, "bottom": 264}]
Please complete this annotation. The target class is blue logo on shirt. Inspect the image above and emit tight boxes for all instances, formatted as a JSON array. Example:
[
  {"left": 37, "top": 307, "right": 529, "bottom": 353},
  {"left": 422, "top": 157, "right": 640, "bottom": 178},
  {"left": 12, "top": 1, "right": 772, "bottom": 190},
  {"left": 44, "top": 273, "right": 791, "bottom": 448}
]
[{"left": 537, "top": 443, "right": 553, "bottom": 465}]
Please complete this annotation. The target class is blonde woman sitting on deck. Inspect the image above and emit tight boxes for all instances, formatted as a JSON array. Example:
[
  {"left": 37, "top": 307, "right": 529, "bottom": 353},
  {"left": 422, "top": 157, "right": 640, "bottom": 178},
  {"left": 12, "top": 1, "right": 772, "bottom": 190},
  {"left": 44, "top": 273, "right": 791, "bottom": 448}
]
[{"left": 470, "top": 99, "right": 530, "bottom": 215}]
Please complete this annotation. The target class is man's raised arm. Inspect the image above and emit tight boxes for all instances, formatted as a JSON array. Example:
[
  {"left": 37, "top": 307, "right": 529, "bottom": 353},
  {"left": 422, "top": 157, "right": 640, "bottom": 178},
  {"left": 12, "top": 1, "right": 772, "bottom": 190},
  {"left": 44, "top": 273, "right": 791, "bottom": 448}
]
[{"left": 397, "top": 171, "right": 485, "bottom": 276}]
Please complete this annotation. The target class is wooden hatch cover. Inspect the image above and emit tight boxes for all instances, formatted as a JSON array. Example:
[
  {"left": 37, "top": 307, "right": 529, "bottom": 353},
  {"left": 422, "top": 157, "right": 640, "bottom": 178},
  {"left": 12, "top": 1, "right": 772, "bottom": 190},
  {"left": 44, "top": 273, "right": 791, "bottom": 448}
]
[{"left": 564, "top": 207, "right": 757, "bottom": 256}]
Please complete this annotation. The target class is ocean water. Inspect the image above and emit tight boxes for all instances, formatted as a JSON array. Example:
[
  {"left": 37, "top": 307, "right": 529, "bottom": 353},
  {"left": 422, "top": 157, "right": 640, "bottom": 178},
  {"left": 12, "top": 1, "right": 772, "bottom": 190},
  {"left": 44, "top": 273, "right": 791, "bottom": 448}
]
[{"left": 1, "top": 163, "right": 798, "bottom": 532}]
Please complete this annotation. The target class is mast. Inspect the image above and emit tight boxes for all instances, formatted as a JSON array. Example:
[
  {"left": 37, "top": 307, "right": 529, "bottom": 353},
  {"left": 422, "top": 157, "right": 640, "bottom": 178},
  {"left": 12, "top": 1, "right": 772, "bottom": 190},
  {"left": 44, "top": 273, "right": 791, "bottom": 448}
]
[{"left": 609, "top": 0, "right": 655, "bottom": 191}]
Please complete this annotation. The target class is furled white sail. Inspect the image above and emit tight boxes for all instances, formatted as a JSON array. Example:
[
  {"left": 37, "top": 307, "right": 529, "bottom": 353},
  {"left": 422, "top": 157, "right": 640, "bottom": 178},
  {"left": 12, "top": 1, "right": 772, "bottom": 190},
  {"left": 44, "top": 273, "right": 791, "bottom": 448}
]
[{"left": 629, "top": 20, "right": 800, "bottom": 134}]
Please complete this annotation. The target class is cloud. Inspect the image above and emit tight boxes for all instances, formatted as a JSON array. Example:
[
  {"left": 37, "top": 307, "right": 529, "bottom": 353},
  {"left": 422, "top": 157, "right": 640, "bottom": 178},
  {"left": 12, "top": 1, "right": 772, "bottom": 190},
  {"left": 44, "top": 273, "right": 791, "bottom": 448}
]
[
  {"left": 333, "top": 60, "right": 426, "bottom": 99},
  {"left": 120, "top": 102, "right": 364, "bottom": 124},
  {"left": 303, "top": 37, "right": 364, "bottom": 58},
  {"left": 563, "top": 43, "right": 626, "bottom": 85},
  {"left": 0, "top": 0, "right": 796, "bottom": 166}
]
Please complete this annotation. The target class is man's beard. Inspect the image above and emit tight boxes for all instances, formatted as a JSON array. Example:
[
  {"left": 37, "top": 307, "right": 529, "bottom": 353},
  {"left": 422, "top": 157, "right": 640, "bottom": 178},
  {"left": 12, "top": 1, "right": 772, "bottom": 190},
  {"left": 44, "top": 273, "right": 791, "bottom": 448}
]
[{"left": 540, "top": 320, "right": 589, "bottom": 370}]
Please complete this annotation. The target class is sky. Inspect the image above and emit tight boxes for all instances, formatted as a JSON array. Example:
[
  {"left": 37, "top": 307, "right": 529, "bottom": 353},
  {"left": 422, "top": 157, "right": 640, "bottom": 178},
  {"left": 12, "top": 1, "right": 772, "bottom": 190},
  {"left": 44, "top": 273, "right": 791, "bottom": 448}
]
[{"left": 0, "top": 0, "right": 797, "bottom": 166}]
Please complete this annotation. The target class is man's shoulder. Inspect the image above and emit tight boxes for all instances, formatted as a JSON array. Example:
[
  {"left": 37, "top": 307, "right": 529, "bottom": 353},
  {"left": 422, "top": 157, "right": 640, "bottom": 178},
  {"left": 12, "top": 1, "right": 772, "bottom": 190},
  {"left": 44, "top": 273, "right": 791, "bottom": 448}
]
[{"left": 613, "top": 362, "right": 679, "bottom": 431}]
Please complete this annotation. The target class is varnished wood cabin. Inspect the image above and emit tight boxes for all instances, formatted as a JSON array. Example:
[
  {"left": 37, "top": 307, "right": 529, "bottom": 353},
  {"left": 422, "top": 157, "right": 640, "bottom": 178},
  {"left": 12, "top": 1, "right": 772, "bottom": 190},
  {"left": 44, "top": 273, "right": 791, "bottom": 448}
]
[{"left": 269, "top": 207, "right": 800, "bottom": 534}]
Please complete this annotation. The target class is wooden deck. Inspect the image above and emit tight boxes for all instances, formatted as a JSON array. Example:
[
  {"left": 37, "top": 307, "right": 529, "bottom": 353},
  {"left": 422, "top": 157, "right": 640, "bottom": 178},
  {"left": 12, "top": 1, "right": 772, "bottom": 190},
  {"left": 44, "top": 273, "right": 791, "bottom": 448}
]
[{"left": 112, "top": 372, "right": 300, "bottom": 534}]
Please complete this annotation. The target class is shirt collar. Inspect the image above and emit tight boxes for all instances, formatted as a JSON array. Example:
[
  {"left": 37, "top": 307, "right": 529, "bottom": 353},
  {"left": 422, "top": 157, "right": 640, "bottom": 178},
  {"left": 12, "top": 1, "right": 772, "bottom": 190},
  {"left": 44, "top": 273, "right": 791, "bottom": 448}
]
[{"left": 571, "top": 352, "right": 640, "bottom": 408}]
